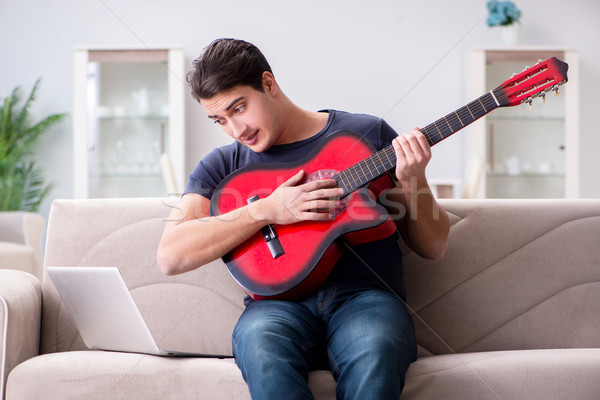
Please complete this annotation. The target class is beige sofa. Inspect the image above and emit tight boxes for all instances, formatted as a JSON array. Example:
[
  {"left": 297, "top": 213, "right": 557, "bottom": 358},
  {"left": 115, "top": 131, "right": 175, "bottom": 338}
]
[
  {"left": 2, "top": 197, "right": 600, "bottom": 399},
  {"left": 0, "top": 212, "right": 45, "bottom": 280}
]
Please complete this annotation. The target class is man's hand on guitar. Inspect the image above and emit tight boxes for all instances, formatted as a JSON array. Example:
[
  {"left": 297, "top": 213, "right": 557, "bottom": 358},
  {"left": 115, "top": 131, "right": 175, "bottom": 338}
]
[
  {"left": 256, "top": 170, "right": 343, "bottom": 225},
  {"left": 391, "top": 128, "right": 432, "bottom": 185}
]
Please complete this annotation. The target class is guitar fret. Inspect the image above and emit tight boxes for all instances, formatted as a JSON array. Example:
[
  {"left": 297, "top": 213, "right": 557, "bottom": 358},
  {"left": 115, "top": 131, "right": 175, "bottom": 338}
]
[
  {"left": 358, "top": 165, "right": 367, "bottom": 181},
  {"left": 375, "top": 152, "right": 388, "bottom": 174},
  {"left": 380, "top": 147, "right": 396, "bottom": 171},
  {"left": 463, "top": 104, "right": 477, "bottom": 122},
  {"left": 446, "top": 114, "right": 458, "bottom": 131},
  {"left": 443, "top": 117, "right": 454, "bottom": 132},
  {"left": 386, "top": 147, "right": 396, "bottom": 167},
  {"left": 343, "top": 173, "right": 353, "bottom": 191},
  {"left": 336, "top": 147, "right": 397, "bottom": 195},
  {"left": 343, "top": 170, "right": 355, "bottom": 190},
  {"left": 335, "top": 173, "right": 347, "bottom": 194},
  {"left": 358, "top": 160, "right": 370, "bottom": 182},
  {"left": 432, "top": 120, "right": 443, "bottom": 139},
  {"left": 366, "top": 157, "right": 379, "bottom": 178},
  {"left": 367, "top": 157, "right": 378, "bottom": 178},
  {"left": 354, "top": 164, "right": 367, "bottom": 184},
  {"left": 465, "top": 103, "right": 476, "bottom": 120},
  {"left": 360, "top": 157, "right": 373, "bottom": 178},
  {"left": 346, "top": 167, "right": 359, "bottom": 188},
  {"left": 454, "top": 111, "right": 464, "bottom": 126},
  {"left": 334, "top": 175, "right": 346, "bottom": 193},
  {"left": 421, "top": 127, "right": 435, "bottom": 146},
  {"left": 447, "top": 113, "right": 463, "bottom": 132},
  {"left": 477, "top": 97, "right": 488, "bottom": 113},
  {"left": 356, "top": 162, "right": 367, "bottom": 183}
]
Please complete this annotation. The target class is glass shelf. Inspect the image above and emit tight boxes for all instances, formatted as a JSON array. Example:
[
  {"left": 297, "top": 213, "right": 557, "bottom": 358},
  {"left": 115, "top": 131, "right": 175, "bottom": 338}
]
[
  {"left": 487, "top": 116, "right": 565, "bottom": 121},
  {"left": 89, "top": 175, "right": 167, "bottom": 198},
  {"left": 73, "top": 47, "right": 185, "bottom": 198},
  {"left": 97, "top": 115, "right": 169, "bottom": 121},
  {"left": 86, "top": 57, "right": 169, "bottom": 198},
  {"left": 477, "top": 49, "right": 571, "bottom": 199},
  {"left": 470, "top": 47, "right": 579, "bottom": 198},
  {"left": 487, "top": 173, "right": 565, "bottom": 178},
  {"left": 90, "top": 171, "right": 163, "bottom": 178}
]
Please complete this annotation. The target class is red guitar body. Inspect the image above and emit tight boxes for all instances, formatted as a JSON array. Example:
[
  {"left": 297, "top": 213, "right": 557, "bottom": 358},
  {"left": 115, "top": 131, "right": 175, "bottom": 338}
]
[{"left": 210, "top": 131, "right": 398, "bottom": 300}]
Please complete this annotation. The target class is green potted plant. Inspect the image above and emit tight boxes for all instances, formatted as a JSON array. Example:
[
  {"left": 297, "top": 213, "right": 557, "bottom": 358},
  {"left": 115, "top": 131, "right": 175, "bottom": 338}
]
[
  {"left": 486, "top": 0, "right": 522, "bottom": 45},
  {"left": 0, "top": 79, "right": 67, "bottom": 211}
]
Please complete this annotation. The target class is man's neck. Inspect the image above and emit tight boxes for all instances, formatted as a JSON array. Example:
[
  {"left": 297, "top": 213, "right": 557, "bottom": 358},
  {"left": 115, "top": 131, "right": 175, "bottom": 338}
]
[{"left": 275, "top": 100, "right": 329, "bottom": 145}]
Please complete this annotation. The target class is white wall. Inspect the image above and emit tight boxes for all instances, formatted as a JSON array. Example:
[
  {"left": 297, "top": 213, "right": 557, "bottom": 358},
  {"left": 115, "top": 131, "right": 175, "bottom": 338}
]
[{"left": 2, "top": 0, "right": 599, "bottom": 221}]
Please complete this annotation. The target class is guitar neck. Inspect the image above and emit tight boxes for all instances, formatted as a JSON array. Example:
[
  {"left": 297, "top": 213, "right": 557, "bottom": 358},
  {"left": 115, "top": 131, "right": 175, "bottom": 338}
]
[{"left": 334, "top": 89, "right": 503, "bottom": 196}]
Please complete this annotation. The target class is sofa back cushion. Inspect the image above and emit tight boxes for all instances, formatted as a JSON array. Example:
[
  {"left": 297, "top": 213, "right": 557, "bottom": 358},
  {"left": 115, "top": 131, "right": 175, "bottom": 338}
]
[
  {"left": 41, "top": 198, "right": 600, "bottom": 358},
  {"left": 41, "top": 198, "right": 246, "bottom": 356},
  {"left": 404, "top": 199, "right": 600, "bottom": 356}
]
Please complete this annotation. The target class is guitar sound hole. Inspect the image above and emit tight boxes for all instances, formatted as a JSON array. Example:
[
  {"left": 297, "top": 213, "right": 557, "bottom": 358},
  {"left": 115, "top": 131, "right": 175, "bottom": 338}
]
[{"left": 305, "top": 169, "right": 349, "bottom": 219}]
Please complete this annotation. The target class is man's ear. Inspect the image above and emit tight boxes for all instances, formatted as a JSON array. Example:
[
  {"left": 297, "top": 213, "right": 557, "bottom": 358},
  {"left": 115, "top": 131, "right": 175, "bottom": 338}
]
[{"left": 262, "top": 71, "right": 278, "bottom": 95}]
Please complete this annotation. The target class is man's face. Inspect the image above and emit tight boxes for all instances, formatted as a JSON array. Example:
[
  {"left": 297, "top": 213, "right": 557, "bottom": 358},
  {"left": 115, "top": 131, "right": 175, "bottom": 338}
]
[{"left": 201, "top": 84, "right": 280, "bottom": 153}]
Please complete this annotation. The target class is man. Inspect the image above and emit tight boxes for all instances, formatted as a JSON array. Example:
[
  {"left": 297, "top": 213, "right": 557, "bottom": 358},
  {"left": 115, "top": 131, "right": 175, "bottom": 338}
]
[{"left": 157, "top": 38, "right": 450, "bottom": 399}]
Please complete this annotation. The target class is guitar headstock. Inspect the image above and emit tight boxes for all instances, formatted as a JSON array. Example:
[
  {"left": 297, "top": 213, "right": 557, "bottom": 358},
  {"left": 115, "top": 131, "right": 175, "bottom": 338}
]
[{"left": 494, "top": 57, "right": 568, "bottom": 107}]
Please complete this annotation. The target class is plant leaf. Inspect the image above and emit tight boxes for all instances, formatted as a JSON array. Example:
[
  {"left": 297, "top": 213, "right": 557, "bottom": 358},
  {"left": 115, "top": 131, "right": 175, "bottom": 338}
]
[{"left": 0, "top": 79, "right": 65, "bottom": 211}]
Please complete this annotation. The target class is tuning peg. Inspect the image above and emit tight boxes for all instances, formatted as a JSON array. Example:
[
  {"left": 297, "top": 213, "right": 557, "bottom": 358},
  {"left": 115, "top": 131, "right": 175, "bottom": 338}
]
[
  {"left": 536, "top": 59, "right": 544, "bottom": 64},
  {"left": 522, "top": 65, "right": 530, "bottom": 72},
  {"left": 552, "top": 85, "right": 560, "bottom": 96},
  {"left": 525, "top": 98, "right": 533, "bottom": 109},
  {"left": 540, "top": 92, "right": 546, "bottom": 104}
]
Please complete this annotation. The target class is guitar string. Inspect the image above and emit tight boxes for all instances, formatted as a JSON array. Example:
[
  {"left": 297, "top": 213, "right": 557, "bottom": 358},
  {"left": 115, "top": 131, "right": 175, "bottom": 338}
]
[
  {"left": 335, "top": 90, "right": 500, "bottom": 195},
  {"left": 370, "top": 91, "right": 497, "bottom": 174}
]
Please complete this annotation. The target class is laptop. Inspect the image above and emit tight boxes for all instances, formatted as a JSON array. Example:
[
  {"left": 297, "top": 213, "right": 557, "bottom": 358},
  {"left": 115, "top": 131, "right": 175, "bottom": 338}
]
[{"left": 47, "top": 266, "right": 226, "bottom": 357}]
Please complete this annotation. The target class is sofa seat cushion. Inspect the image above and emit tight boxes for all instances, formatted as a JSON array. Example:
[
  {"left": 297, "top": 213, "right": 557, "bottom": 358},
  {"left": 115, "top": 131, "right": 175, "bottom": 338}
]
[
  {"left": 6, "top": 351, "right": 249, "bottom": 400},
  {"left": 402, "top": 348, "right": 600, "bottom": 399},
  {"left": 8, "top": 348, "right": 600, "bottom": 400},
  {"left": 6, "top": 351, "right": 338, "bottom": 400}
]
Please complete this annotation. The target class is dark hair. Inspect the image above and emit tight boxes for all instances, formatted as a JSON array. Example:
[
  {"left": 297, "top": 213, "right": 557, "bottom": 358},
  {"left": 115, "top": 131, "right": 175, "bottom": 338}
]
[{"left": 187, "top": 38, "right": 273, "bottom": 101}]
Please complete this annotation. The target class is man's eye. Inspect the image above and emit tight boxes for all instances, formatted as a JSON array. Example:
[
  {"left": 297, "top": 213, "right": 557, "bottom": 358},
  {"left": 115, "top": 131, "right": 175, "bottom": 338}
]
[
  {"left": 214, "top": 119, "right": 225, "bottom": 125},
  {"left": 234, "top": 105, "right": 245, "bottom": 113}
]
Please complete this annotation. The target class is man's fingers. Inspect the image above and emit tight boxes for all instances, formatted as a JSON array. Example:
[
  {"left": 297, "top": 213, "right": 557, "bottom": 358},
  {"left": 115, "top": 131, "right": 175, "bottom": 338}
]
[
  {"left": 283, "top": 170, "right": 306, "bottom": 187},
  {"left": 299, "top": 208, "right": 337, "bottom": 221},
  {"left": 303, "top": 187, "right": 343, "bottom": 201},
  {"left": 305, "top": 198, "right": 340, "bottom": 211},
  {"left": 302, "top": 178, "right": 339, "bottom": 193}
]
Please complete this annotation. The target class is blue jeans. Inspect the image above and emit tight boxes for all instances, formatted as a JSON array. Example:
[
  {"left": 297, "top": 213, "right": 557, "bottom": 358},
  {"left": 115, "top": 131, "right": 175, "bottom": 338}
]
[{"left": 232, "top": 281, "right": 417, "bottom": 400}]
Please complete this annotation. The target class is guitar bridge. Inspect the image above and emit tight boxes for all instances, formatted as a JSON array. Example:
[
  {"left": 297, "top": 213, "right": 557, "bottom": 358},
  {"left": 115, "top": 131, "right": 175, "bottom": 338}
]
[{"left": 247, "top": 195, "right": 285, "bottom": 259}]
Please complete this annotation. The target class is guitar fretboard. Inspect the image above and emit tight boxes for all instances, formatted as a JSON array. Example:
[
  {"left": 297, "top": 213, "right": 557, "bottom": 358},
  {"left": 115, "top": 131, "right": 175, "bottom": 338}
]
[{"left": 334, "top": 88, "right": 503, "bottom": 196}]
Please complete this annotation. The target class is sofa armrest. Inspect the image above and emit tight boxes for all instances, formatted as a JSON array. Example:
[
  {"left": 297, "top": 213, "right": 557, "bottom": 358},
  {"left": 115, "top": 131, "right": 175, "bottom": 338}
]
[{"left": 0, "top": 270, "right": 41, "bottom": 400}]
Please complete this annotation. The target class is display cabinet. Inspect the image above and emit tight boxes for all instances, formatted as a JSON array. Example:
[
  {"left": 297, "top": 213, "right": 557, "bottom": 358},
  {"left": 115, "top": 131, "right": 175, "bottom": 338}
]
[
  {"left": 469, "top": 47, "right": 579, "bottom": 198},
  {"left": 73, "top": 47, "right": 185, "bottom": 198}
]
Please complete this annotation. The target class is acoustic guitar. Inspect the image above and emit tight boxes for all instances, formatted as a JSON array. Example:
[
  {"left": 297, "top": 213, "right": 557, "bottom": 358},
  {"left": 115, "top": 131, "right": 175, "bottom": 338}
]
[{"left": 210, "top": 57, "right": 569, "bottom": 300}]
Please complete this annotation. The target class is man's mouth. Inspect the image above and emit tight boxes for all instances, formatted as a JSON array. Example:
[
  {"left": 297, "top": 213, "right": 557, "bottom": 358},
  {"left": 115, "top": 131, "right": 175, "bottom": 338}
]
[{"left": 242, "top": 131, "right": 258, "bottom": 145}]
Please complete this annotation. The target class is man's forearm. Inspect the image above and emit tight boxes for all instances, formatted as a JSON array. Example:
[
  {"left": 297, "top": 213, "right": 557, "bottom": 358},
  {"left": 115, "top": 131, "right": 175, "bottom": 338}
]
[
  {"left": 390, "top": 175, "right": 449, "bottom": 260},
  {"left": 157, "top": 200, "right": 268, "bottom": 275}
]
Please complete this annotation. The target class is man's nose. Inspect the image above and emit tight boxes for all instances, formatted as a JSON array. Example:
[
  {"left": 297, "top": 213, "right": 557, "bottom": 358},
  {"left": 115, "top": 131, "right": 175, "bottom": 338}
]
[{"left": 230, "top": 119, "right": 247, "bottom": 139}]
